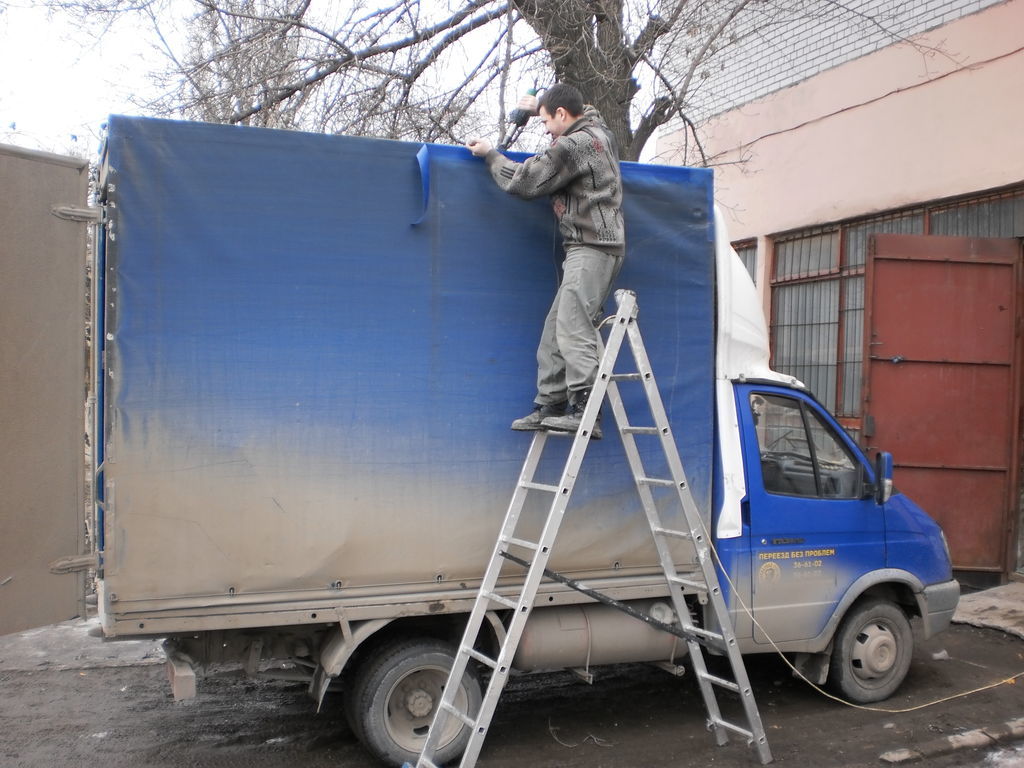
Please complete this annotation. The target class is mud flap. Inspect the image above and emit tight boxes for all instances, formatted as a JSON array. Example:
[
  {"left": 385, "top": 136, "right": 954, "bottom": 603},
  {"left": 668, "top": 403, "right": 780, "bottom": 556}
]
[
  {"left": 792, "top": 649, "right": 831, "bottom": 685},
  {"left": 310, "top": 618, "right": 393, "bottom": 712},
  {"left": 163, "top": 641, "right": 198, "bottom": 701}
]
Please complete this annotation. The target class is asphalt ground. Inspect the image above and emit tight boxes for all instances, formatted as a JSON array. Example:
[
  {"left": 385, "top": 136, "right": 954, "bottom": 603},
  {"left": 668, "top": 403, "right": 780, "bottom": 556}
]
[{"left": 1, "top": 602, "right": 1023, "bottom": 768}]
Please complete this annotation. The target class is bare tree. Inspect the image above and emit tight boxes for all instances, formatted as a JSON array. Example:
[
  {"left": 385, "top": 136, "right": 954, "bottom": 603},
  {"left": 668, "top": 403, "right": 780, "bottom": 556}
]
[
  {"left": 53, "top": 0, "right": 931, "bottom": 162},
  {"left": 54, "top": 0, "right": 774, "bottom": 160},
  {"left": 147, "top": 0, "right": 535, "bottom": 145}
]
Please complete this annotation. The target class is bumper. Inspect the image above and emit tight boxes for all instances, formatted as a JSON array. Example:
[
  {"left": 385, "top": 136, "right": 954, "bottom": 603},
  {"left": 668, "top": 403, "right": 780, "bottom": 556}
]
[{"left": 921, "top": 579, "right": 960, "bottom": 638}]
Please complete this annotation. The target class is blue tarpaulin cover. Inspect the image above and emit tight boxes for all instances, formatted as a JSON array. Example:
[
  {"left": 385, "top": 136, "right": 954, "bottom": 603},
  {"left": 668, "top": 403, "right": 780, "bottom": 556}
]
[{"left": 99, "top": 116, "right": 714, "bottom": 606}]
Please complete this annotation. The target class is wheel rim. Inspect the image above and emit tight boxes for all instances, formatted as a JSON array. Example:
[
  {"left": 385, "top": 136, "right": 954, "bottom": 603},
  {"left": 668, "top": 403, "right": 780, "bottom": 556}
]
[
  {"left": 383, "top": 663, "right": 468, "bottom": 753},
  {"left": 850, "top": 620, "right": 899, "bottom": 681}
]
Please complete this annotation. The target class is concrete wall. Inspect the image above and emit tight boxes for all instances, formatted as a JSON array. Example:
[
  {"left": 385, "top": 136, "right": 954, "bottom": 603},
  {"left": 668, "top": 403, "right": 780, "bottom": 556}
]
[{"left": 660, "top": 0, "right": 1024, "bottom": 249}]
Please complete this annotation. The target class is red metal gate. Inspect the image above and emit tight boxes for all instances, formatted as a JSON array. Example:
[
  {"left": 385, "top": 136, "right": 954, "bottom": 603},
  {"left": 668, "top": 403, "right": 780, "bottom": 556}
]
[{"left": 864, "top": 234, "right": 1021, "bottom": 572}]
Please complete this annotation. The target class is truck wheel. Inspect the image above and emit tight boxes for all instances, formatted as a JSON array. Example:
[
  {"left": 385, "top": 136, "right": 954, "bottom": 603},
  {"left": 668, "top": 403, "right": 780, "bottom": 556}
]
[
  {"left": 348, "top": 637, "right": 482, "bottom": 766},
  {"left": 828, "top": 598, "right": 912, "bottom": 703}
]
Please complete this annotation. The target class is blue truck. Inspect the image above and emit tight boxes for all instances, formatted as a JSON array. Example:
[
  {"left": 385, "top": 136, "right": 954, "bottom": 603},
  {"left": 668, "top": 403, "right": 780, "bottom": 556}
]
[{"left": 91, "top": 116, "right": 959, "bottom": 766}]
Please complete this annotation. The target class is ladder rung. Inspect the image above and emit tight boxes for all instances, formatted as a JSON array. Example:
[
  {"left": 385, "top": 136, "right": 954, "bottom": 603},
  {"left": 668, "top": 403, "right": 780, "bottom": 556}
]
[
  {"left": 668, "top": 574, "right": 708, "bottom": 591},
  {"left": 709, "top": 716, "right": 754, "bottom": 741},
  {"left": 638, "top": 476, "right": 676, "bottom": 488},
  {"left": 482, "top": 591, "right": 518, "bottom": 610},
  {"left": 621, "top": 426, "right": 661, "bottom": 435},
  {"left": 519, "top": 480, "right": 560, "bottom": 493},
  {"left": 699, "top": 671, "right": 741, "bottom": 693},
  {"left": 465, "top": 647, "right": 499, "bottom": 670},
  {"left": 501, "top": 536, "right": 540, "bottom": 552},
  {"left": 440, "top": 700, "right": 475, "bottom": 728},
  {"left": 609, "top": 372, "right": 643, "bottom": 381},
  {"left": 652, "top": 526, "right": 692, "bottom": 540}
]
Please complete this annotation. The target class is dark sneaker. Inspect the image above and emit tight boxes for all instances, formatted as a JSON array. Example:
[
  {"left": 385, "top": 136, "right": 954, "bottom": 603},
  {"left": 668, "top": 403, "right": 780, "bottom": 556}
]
[
  {"left": 511, "top": 401, "right": 567, "bottom": 431},
  {"left": 541, "top": 405, "right": 602, "bottom": 440}
]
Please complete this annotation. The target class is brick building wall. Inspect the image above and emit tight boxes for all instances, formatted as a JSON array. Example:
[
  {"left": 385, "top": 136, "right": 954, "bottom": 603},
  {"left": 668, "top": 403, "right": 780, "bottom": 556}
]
[{"left": 682, "top": 0, "right": 1006, "bottom": 124}]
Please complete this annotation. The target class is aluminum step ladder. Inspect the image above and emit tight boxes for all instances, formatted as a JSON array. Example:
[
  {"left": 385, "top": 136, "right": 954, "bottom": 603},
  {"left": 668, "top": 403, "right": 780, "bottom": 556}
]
[{"left": 414, "top": 289, "right": 773, "bottom": 767}]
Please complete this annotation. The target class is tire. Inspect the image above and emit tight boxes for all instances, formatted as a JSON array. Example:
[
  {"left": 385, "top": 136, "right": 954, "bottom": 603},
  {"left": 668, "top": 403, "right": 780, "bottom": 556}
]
[
  {"left": 348, "top": 637, "right": 482, "bottom": 766},
  {"left": 828, "top": 598, "right": 913, "bottom": 703},
  {"left": 342, "top": 669, "right": 365, "bottom": 745}
]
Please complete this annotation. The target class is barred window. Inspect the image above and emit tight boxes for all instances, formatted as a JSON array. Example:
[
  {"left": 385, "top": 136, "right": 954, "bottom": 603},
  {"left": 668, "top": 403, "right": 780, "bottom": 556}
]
[
  {"left": 930, "top": 193, "right": 1024, "bottom": 238},
  {"left": 733, "top": 240, "right": 757, "bottom": 284},
  {"left": 772, "top": 278, "right": 840, "bottom": 411},
  {"left": 774, "top": 229, "right": 838, "bottom": 280},
  {"left": 770, "top": 228, "right": 849, "bottom": 415}
]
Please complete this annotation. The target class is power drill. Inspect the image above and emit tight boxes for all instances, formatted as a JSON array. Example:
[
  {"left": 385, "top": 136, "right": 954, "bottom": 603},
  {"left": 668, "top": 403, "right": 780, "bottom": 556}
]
[
  {"left": 507, "top": 88, "right": 538, "bottom": 127},
  {"left": 498, "top": 89, "right": 538, "bottom": 151}
]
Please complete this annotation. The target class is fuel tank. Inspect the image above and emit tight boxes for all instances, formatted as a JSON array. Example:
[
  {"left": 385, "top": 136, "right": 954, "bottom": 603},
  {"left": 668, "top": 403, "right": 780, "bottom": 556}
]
[{"left": 513, "top": 599, "right": 686, "bottom": 672}]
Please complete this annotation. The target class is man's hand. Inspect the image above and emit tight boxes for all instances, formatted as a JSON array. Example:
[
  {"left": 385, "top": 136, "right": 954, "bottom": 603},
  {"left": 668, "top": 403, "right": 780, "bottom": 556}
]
[
  {"left": 466, "top": 138, "right": 493, "bottom": 157},
  {"left": 517, "top": 93, "right": 539, "bottom": 116}
]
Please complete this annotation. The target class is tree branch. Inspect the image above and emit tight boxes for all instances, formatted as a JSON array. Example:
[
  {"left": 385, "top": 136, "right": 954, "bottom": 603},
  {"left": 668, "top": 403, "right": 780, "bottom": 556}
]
[
  {"left": 630, "top": 93, "right": 672, "bottom": 156},
  {"left": 227, "top": 0, "right": 510, "bottom": 124}
]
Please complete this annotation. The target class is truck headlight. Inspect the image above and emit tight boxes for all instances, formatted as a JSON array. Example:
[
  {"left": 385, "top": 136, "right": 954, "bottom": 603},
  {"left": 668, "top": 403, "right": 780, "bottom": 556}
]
[{"left": 940, "top": 529, "right": 952, "bottom": 564}]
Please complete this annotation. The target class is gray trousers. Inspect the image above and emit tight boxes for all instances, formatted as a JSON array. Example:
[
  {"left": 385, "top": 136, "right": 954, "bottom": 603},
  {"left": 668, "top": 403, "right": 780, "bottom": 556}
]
[{"left": 535, "top": 245, "right": 624, "bottom": 406}]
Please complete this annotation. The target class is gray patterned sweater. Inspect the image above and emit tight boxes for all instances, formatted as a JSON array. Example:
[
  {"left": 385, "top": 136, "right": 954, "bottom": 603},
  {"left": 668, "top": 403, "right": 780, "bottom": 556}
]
[{"left": 484, "top": 106, "right": 625, "bottom": 257}]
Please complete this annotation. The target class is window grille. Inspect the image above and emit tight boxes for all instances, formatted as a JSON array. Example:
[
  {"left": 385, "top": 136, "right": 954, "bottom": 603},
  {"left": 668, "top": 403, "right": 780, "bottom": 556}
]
[
  {"left": 733, "top": 240, "right": 757, "bottom": 284},
  {"left": 774, "top": 229, "right": 838, "bottom": 280},
  {"left": 772, "top": 278, "right": 840, "bottom": 412},
  {"left": 930, "top": 192, "right": 1024, "bottom": 238}
]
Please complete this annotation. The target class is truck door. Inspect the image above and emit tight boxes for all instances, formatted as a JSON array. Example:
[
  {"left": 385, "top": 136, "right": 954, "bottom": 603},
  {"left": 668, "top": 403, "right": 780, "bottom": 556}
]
[
  {"left": 736, "top": 384, "right": 884, "bottom": 645},
  {"left": 0, "top": 144, "right": 89, "bottom": 634}
]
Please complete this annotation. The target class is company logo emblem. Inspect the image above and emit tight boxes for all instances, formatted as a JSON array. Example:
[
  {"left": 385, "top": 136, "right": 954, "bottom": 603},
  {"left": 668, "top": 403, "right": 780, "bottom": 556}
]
[{"left": 757, "top": 561, "right": 782, "bottom": 584}]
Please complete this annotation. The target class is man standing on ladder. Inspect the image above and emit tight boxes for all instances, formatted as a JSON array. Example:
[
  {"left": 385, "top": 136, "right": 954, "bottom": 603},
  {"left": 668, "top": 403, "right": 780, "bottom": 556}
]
[{"left": 466, "top": 83, "right": 625, "bottom": 439}]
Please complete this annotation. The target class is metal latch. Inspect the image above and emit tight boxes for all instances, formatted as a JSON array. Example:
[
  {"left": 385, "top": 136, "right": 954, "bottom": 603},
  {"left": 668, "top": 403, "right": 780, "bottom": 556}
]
[
  {"left": 49, "top": 553, "right": 99, "bottom": 574},
  {"left": 50, "top": 205, "right": 101, "bottom": 222}
]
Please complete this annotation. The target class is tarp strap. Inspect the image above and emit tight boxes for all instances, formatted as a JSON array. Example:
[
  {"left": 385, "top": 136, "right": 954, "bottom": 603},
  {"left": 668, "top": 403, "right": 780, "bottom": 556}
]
[{"left": 413, "top": 144, "right": 430, "bottom": 226}]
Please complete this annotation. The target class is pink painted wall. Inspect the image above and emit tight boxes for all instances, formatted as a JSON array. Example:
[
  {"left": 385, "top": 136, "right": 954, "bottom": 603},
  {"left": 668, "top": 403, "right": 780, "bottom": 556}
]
[{"left": 659, "top": 0, "right": 1024, "bottom": 244}]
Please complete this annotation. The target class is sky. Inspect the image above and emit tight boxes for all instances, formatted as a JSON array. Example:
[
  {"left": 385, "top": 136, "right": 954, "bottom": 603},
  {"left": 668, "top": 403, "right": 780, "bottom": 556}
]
[{"left": 0, "top": 1, "right": 161, "bottom": 156}]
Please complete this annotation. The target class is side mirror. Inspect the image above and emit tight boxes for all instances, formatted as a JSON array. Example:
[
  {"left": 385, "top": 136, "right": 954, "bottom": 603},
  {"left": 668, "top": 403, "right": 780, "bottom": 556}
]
[{"left": 874, "top": 451, "right": 894, "bottom": 505}]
